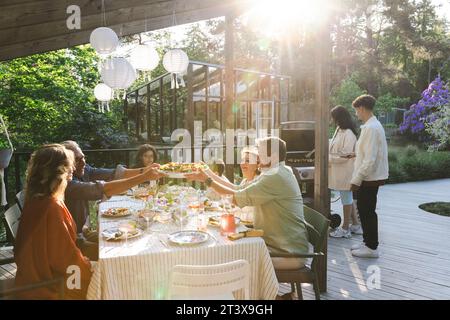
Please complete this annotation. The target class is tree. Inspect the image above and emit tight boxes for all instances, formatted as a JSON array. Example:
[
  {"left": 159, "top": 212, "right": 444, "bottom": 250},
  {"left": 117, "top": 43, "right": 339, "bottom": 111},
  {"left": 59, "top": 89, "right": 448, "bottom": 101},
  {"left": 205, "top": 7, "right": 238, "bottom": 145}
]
[{"left": 0, "top": 46, "right": 128, "bottom": 149}]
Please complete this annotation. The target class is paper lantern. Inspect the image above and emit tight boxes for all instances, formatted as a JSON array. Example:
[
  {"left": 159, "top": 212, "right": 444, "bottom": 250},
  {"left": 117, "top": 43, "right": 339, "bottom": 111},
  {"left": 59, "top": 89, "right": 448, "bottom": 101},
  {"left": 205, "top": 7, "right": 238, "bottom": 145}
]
[
  {"left": 100, "top": 57, "right": 137, "bottom": 90},
  {"left": 94, "top": 83, "right": 113, "bottom": 101},
  {"left": 89, "top": 27, "right": 119, "bottom": 55},
  {"left": 163, "top": 49, "right": 189, "bottom": 74},
  {"left": 130, "top": 44, "right": 160, "bottom": 71}
]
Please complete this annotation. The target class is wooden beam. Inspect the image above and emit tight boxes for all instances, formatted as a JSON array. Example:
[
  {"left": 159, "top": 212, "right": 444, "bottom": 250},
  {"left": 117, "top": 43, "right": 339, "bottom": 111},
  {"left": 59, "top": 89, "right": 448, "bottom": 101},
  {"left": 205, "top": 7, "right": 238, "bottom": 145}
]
[
  {"left": 313, "top": 20, "right": 331, "bottom": 293},
  {"left": 0, "top": 0, "right": 249, "bottom": 61},
  {"left": 224, "top": 10, "right": 236, "bottom": 182},
  {"left": 0, "top": 0, "right": 226, "bottom": 46}
]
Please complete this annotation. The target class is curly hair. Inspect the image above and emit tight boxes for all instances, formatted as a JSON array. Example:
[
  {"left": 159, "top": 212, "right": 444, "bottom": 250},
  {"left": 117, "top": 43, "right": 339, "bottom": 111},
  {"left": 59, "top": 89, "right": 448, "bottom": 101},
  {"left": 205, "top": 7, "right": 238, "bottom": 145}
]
[
  {"left": 24, "top": 144, "right": 74, "bottom": 204},
  {"left": 133, "top": 144, "right": 158, "bottom": 168}
]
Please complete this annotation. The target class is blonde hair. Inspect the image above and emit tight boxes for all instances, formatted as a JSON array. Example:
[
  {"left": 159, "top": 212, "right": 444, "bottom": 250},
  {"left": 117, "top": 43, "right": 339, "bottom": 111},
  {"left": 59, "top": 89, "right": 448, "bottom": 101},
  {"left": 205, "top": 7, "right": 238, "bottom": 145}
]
[{"left": 24, "top": 144, "right": 74, "bottom": 204}]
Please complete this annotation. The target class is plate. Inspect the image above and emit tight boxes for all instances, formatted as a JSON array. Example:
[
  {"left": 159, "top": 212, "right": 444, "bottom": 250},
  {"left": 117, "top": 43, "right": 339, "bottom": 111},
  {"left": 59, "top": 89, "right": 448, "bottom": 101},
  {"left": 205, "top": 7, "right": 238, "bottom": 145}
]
[
  {"left": 160, "top": 171, "right": 187, "bottom": 179},
  {"left": 101, "top": 207, "right": 131, "bottom": 217},
  {"left": 102, "top": 227, "right": 143, "bottom": 241},
  {"left": 208, "top": 215, "right": 241, "bottom": 227},
  {"left": 168, "top": 230, "right": 210, "bottom": 245}
]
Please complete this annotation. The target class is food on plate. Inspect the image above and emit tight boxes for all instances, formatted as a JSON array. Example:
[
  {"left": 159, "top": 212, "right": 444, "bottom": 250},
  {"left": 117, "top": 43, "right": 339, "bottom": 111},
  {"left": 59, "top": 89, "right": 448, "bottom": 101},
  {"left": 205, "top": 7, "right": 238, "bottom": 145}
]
[
  {"left": 102, "top": 207, "right": 129, "bottom": 216},
  {"left": 159, "top": 162, "right": 207, "bottom": 173}
]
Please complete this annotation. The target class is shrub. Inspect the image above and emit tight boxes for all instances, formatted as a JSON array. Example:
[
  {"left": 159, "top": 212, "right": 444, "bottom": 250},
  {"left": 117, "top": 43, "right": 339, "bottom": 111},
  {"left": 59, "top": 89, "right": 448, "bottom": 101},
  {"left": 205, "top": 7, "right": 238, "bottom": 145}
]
[
  {"left": 388, "top": 149, "right": 399, "bottom": 163},
  {"left": 405, "top": 145, "right": 419, "bottom": 157},
  {"left": 400, "top": 76, "right": 449, "bottom": 142}
]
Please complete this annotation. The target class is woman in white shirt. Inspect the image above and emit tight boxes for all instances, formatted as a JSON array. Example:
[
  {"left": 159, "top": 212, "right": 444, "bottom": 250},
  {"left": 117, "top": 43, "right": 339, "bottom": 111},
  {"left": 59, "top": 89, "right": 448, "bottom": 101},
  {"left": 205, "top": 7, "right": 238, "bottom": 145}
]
[{"left": 329, "top": 106, "right": 362, "bottom": 238}]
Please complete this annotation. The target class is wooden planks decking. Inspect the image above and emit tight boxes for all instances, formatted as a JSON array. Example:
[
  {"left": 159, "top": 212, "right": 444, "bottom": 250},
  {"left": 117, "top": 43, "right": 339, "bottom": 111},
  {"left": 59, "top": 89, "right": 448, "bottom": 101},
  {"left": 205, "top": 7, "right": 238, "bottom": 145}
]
[
  {"left": 1, "top": 179, "right": 449, "bottom": 300},
  {"left": 279, "top": 179, "right": 450, "bottom": 300}
]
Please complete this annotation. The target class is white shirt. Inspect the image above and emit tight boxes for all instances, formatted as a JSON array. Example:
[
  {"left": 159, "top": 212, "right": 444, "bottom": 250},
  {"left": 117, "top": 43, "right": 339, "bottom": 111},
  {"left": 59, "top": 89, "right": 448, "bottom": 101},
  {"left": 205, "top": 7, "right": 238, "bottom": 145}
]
[
  {"left": 329, "top": 128, "right": 357, "bottom": 190},
  {"left": 351, "top": 116, "right": 389, "bottom": 186}
]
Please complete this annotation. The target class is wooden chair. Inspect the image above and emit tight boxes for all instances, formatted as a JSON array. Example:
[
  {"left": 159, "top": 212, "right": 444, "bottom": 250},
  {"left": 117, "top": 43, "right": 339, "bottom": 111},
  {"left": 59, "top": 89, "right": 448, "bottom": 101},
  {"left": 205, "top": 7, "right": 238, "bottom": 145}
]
[
  {"left": 15, "top": 190, "right": 24, "bottom": 212},
  {"left": 0, "top": 274, "right": 65, "bottom": 300},
  {"left": 168, "top": 260, "right": 250, "bottom": 300},
  {"left": 271, "top": 205, "right": 330, "bottom": 300}
]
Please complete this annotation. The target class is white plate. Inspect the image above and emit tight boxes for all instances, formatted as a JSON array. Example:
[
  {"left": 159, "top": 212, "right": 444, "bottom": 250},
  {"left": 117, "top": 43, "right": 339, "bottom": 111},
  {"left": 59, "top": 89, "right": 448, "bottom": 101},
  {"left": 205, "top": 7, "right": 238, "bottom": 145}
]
[
  {"left": 160, "top": 171, "right": 187, "bottom": 179},
  {"left": 168, "top": 230, "right": 210, "bottom": 245},
  {"left": 102, "top": 227, "right": 143, "bottom": 241}
]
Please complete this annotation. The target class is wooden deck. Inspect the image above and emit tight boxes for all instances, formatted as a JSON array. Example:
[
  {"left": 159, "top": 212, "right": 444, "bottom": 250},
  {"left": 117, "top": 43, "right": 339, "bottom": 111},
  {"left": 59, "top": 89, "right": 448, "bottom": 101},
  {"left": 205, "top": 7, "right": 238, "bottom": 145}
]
[
  {"left": 281, "top": 178, "right": 450, "bottom": 300},
  {"left": 2, "top": 179, "right": 450, "bottom": 300}
]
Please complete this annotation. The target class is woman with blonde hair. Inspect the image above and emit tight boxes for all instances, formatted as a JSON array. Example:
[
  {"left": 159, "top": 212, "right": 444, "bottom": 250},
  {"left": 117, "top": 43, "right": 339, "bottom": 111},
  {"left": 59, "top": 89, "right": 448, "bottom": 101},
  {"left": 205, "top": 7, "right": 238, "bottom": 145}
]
[{"left": 14, "top": 144, "right": 92, "bottom": 299}]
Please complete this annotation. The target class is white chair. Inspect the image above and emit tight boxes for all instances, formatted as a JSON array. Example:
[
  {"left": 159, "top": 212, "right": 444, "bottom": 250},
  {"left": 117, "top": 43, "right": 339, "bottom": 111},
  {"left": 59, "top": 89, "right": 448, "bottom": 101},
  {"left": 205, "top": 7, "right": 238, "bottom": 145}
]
[
  {"left": 4, "top": 204, "right": 21, "bottom": 241},
  {"left": 168, "top": 259, "right": 250, "bottom": 300},
  {"left": 15, "top": 190, "right": 24, "bottom": 212}
]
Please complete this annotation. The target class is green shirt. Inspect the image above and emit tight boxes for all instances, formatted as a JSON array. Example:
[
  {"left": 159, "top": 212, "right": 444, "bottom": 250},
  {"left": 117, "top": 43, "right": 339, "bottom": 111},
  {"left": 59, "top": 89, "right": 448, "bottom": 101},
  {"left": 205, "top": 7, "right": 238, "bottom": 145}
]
[{"left": 234, "top": 162, "right": 309, "bottom": 256}]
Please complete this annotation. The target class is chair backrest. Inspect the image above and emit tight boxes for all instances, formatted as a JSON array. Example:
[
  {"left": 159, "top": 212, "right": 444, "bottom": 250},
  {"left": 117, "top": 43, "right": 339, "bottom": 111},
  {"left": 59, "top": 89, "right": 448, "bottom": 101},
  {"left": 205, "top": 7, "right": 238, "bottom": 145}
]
[
  {"left": 4, "top": 204, "right": 21, "bottom": 241},
  {"left": 15, "top": 191, "right": 24, "bottom": 212},
  {"left": 303, "top": 205, "right": 330, "bottom": 254},
  {"left": 168, "top": 259, "right": 250, "bottom": 300}
]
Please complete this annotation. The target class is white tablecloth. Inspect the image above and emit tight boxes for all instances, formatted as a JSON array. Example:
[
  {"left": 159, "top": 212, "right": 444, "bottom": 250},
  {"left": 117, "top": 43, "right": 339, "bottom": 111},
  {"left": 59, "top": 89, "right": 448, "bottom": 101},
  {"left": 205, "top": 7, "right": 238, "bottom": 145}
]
[{"left": 86, "top": 196, "right": 279, "bottom": 300}]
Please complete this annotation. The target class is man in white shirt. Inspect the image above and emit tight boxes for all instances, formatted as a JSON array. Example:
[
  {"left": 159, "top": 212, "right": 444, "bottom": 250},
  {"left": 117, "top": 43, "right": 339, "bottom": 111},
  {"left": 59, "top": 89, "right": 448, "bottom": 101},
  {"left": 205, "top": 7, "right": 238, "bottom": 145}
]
[{"left": 350, "top": 95, "right": 389, "bottom": 258}]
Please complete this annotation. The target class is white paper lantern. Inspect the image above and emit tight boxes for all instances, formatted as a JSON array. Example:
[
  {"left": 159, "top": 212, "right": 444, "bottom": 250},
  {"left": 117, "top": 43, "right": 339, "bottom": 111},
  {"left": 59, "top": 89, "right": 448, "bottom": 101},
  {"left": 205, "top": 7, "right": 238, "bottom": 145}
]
[
  {"left": 94, "top": 83, "right": 113, "bottom": 113},
  {"left": 130, "top": 44, "right": 160, "bottom": 71},
  {"left": 163, "top": 49, "right": 189, "bottom": 74},
  {"left": 89, "top": 27, "right": 119, "bottom": 55},
  {"left": 100, "top": 57, "right": 137, "bottom": 90},
  {"left": 94, "top": 83, "right": 113, "bottom": 101}
]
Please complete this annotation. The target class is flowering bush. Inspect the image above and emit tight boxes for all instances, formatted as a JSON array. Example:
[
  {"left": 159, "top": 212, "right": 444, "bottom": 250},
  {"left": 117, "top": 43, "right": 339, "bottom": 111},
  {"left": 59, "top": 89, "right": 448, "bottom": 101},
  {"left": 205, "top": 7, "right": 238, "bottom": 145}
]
[
  {"left": 400, "top": 77, "right": 449, "bottom": 141},
  {"left": 426, "top": 102, "right": 450, "bottom": 150}
]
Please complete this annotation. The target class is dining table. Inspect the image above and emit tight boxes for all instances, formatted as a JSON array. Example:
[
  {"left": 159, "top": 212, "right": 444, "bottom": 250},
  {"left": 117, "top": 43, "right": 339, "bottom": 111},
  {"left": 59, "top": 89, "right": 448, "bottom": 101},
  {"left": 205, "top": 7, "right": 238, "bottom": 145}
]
[{"left": 86, "top": 193, "right": 279, "bottom": 300}]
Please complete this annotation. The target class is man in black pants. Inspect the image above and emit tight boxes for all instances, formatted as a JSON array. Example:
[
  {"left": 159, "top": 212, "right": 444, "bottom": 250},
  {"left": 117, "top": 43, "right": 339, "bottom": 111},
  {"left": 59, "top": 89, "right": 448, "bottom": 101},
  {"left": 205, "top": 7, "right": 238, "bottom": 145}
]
[{"left": 350, "top": 95, "right": 389, "bottom": 258}]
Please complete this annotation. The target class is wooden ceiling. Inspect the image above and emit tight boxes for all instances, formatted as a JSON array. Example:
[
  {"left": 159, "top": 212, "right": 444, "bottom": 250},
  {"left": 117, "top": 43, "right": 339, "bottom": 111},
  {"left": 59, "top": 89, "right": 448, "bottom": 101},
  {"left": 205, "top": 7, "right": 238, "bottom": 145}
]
[{"left": 0, "top": 0, "right": 251, "bottom": 61}]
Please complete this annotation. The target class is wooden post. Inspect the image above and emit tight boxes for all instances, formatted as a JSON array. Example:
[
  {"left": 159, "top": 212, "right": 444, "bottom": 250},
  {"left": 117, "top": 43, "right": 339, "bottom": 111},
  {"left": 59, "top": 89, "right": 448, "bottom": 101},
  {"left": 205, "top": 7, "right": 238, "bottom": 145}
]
[
  {"left": 186, "top": 64, "right": 195, "bottom": 162},
  {"left": 224, "top": 10, "right": 236, "bottom": 182},
  {"left": 314, "top": 19, "right": 331, "bottom": 293}
]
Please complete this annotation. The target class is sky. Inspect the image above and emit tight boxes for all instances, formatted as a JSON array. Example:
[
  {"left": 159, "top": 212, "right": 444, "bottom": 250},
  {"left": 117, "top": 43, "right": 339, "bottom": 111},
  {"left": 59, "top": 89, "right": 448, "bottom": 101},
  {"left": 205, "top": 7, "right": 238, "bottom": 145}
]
[{"left": 432, "top": 0, "right": 450, "bottom": 19}]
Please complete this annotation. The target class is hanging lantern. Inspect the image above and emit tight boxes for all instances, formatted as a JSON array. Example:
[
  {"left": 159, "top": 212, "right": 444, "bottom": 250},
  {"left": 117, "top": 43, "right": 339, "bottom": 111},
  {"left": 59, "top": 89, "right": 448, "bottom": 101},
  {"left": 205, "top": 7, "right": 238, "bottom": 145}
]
[
  {"left": 100, "top": 57, "right": 137, "bottom": 90},
  {"left": 94, "top": 83, "right": 113, "bottom": 113},
  {"left": 89, "top": 27, "right": 119, "bottom": 55},
  {"left": 163, "top": 49, "right": 189, "bottom": 89},
  {"left": 130, "top": 44, "right": 160, "bottom": 71}
]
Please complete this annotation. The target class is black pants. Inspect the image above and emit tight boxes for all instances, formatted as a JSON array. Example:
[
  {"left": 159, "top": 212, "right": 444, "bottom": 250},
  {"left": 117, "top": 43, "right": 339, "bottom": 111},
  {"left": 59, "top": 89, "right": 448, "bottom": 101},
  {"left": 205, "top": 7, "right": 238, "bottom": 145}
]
[{"left": 356, "top": 185, "right": 379, "bottom": 250}]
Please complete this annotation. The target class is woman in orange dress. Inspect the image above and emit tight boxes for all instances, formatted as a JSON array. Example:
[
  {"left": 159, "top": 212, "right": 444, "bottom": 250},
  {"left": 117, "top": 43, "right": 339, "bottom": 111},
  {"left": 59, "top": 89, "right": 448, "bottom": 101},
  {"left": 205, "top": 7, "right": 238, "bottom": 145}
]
[{"left": 14, "top": 144, "right": 92, "bottom": 299}]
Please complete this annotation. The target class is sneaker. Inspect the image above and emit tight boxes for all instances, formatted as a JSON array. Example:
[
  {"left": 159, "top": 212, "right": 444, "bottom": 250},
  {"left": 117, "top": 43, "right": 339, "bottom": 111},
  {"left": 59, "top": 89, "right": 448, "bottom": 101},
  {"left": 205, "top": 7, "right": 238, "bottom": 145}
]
[
  {"left": 350, "top": 224, "right": 363, "bottom": 235},
  {"left": 329, "top": 227, "right": 352, "bottom": 238},
  {"left": 351, "top": 243, "right": 363, "bottom": 251},
  {"left": 351, "top": 245, "right": 379, "bottom": 258}
]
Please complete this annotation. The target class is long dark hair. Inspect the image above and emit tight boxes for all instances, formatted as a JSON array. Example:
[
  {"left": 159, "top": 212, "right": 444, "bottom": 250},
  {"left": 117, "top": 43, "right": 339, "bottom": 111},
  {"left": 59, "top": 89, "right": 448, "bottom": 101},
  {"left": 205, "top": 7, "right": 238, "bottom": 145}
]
[
  {"left": 133, "top": 144, "right": 158, "bottom": 168},
  {"left": 331, "top": 106, "right": 358, "bottom": 136}
]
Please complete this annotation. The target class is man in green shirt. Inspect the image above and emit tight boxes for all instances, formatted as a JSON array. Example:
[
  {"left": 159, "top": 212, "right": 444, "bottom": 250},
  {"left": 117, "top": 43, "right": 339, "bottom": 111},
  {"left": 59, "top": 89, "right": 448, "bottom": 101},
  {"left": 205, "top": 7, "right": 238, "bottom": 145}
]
[{"left": 187, "top": 137, "right": 309, "bottom": 269}]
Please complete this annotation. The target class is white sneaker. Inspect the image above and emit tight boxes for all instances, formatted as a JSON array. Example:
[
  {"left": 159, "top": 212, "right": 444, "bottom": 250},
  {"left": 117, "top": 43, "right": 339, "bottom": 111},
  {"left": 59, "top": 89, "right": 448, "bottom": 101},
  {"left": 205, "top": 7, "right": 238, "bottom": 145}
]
[
  {"left": 350, "top": 224, "right": 363, "bottom": 235},
  {"left": 329, "top": 227, "right": 352, "bottom": 238},
  {"left": 351, "top": 243, "right": 363, "bottom": 251},
  {"left": 351, "top": 245, "right": 379, "bottom": 258}
]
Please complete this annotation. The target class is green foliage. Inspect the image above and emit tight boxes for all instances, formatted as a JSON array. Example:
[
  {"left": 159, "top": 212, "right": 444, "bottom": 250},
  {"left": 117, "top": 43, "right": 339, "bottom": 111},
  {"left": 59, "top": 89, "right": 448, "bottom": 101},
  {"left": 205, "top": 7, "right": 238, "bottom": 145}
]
[
  {"left": 375, "top": 93, "right": 409, "bottom": 114},
  {"left": 426, "top": 102, "right": 450, "bottom": 151},
  {"left": 387, "top": 145, "right": 450, "bottom": 183},
  {"left": 330, "top": 76, "right": 367, "bottom": 110},
  {"left": 0, "top": 46, "right": 129, "bottom": 149}
]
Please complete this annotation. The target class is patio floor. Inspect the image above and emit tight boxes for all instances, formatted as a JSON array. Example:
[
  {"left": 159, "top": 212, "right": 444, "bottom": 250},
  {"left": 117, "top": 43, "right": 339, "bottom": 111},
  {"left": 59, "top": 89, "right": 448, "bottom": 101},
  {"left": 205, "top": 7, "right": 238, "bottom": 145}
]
[
  {"left": 280, "top": 178, "right": 450, "bottom": 300},
  {"left": 2, "top": 179, "right": 450, "bottom": 300}
]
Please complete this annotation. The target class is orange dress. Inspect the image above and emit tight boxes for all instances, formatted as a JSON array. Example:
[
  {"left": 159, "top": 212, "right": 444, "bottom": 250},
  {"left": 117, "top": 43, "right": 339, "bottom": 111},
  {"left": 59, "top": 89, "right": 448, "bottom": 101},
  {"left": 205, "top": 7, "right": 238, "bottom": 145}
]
[{"left": 14, "top": 196, "right": 92, "bottom": 299}]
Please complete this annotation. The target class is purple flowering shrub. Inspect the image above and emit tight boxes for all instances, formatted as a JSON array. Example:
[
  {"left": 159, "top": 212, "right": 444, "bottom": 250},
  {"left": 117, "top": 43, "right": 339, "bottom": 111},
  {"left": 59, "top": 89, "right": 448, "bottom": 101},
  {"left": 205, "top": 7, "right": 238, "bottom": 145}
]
[{"left": 400, "top": 76, "right": 449, "bottom": 142}]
